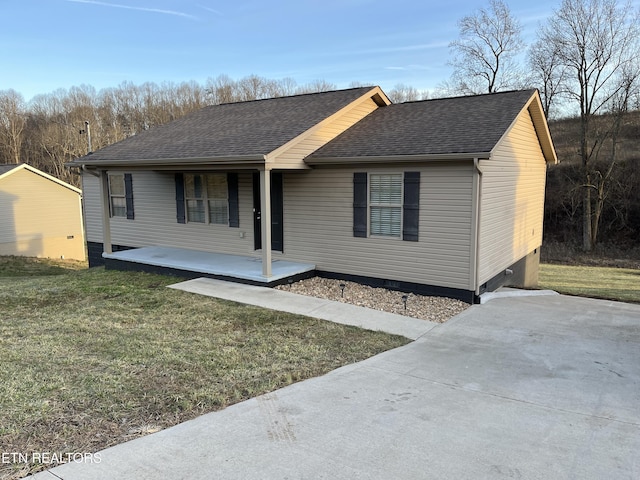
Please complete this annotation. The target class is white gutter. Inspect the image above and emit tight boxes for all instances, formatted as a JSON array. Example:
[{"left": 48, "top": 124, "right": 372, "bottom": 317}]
[
  {"left": 306, "top": 152, "right": 492, "bottom": 166},
  {"left": 81, "top": 164, "right": 100, "bottom": 177},
  {"left": 73, "top": 154, "right": 267, "bottom": 168}
]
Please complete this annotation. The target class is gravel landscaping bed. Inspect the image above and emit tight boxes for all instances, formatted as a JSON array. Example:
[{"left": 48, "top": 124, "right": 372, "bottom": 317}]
[{"left": 276, "top": 277, "right": 470, "bottom": 323}]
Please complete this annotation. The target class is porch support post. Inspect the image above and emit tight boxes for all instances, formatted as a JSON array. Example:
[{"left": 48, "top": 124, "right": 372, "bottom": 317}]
[
  {"left": 99, "top": 170, "right": 113, "bottom": 255},
  {"left": 260, "top": 168, "right": 272, "bottom": 277}
]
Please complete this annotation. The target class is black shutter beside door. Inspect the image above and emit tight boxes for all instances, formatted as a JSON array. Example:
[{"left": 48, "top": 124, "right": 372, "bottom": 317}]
[
  {"left": 227, "top": 173, "right": 239, "bottom": 228},
  {"left": 175, "top": 173, "right": 186, "bottom": 224}
]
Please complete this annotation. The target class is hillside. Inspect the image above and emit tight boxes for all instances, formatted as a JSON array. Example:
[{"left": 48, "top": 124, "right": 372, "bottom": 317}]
[{"left": 545, "top": 111, "right": 640, "bottom": 250}]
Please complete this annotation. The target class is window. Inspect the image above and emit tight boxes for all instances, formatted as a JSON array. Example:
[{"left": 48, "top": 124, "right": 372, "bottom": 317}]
[
  {"left": 184, "top": 173, "right": 228, "bottom": 225},
  {"left": 369, "top": 173, "right": 403, "bottom": 237},
  {"left": 353, "top": 171, "right": 420, "bottom": 241},
  {"left": 108, "top": 174, "right": 126, "bottom": 217},
  {"left": 109, "top": 173, "right": 134, "bottom": 219}
]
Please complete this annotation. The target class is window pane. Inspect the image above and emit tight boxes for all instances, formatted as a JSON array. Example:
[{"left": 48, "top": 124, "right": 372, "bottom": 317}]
[
  {"left": 185, "top": 174, "right": 204, "bottom": 199},
  {"left": 370, "top": 174, "right": 402, "bottom": 204},
  {"left": 370, "top": 206, "right": 401, "bottom": 237},
  {"left": 193, "top": 175, "right": 203, "bottom": 198},
  {"left": 206, "top": 174, "right": 227, "bottom": 199},
  {"left": 111, "top": 197, "right": 126, "bottom": 217},
  {"left": 187, "top": 199, "right": 205, "bottom": 223},
  {"left": 184, "top": 174, "right": 195, "bottom": 198},
  {"left": 109, "top": 175, "right": 125, "bottom": 196},
  {"left": 209, "top": 199, "right": 228, "bottom": 224}
]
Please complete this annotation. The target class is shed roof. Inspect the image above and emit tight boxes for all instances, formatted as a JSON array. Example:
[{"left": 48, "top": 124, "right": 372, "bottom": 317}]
[
  {"left": 307, "top": 89, "right": 556, "bottom": 163},
  {"left": 0, "top": 164, "right": 18, "bottom": 175},
  {"left": 73, "top": 87, "right": 382, "bottom": 166},
  {"left": 0, "top": 163, "right": 81, "bottom": 193}
]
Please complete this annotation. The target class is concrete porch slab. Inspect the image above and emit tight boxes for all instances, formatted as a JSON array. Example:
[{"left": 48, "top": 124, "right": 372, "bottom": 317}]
[{"left": 103, "top": 246, "right": 315, "bottom": 285}]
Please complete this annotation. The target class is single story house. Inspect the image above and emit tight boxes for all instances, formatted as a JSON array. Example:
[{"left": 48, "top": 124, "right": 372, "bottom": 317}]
[
  {"left": 0, "top": 163, "right": 86, "bottom": 260},
  {"left": 70, "top": 86, "right": 557, "bottom": 303}
]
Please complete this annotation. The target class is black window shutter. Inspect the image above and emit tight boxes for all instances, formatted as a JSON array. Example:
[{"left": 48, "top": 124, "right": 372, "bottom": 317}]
[
  {"left": 175, "top": 173, "right": 186, "bottom": 224},
  {"left": 403, "top": 172, "right": 420, "bottom": 241},
  {"left": 353, "top": 172, "right": 368, "bottom": 238},
  {"left": 124, "top": 173, "right": 134, "bottom": 220},
  {"left": 227, "top": 173, "right": 239, "bottom": 228}
]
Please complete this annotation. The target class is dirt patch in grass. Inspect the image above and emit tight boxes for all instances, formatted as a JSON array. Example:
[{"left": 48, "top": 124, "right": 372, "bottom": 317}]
[{"left": 0, "top": 261, "right": 408, "bottom": 479}]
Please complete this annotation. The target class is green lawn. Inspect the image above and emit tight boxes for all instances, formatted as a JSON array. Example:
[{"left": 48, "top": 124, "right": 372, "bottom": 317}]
[
  {"left": 539, "top": 263, "right": 640, "bottom": 303},
  {"left": 0, "top": 257, "right": 408, "bottom": 479}
]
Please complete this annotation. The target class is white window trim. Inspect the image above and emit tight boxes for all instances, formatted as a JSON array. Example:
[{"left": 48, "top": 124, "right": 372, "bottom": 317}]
[
  {"left": 108, "top": 174, "right": 126, "bottom": 218},
  {"left": 368, "top": 172, "right": 403, "bottom": 239},
  {"left": 184, "top": 173, "right": 229, "bottom": 225}
]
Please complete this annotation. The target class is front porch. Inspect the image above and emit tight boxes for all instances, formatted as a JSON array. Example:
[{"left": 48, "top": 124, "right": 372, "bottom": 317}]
[{"left": 103, "top": 246, "right": 316, "bottom": 287}]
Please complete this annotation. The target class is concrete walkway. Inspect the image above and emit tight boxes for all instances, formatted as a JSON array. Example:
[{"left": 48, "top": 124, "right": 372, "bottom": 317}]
[
  {"left": 31, "top": 288, "right": 640, "bottom": 480},
  {"left": 169, "top": 277, "right": 439, "bottom": 340}
]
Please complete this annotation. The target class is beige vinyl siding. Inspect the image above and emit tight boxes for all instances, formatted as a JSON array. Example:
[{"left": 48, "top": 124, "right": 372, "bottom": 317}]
[
  {"left": 82, "top": 164, "right": 474, "bottom": 290},
  {"left": 477, "top": 108, "right": 547, "bottom": 285},
  {"left": 279, "top": 164, "right": 474, "bottom": 290},
  {"left": 85, "top": 170, "right": 256, "bottom": 255},
  {"left": 269, "top": 98, "right": 379, "bottom": 169},
  {"left": 0, "top": 168, "right": 85, "bottom": 260},
  {"left": 82, "top": 173, "right": 103, "bottom": 242}
]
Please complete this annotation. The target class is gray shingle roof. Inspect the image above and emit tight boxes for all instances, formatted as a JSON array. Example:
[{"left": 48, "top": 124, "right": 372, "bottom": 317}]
[
  {"left": 75, "top": 87, "right": 376, "bottom": 164},
  {"left": 0, "top": 164, "right": 19, "bottom": 175},
  {"left": 308, "top": 89, "right": 536, "bottom": 159}
]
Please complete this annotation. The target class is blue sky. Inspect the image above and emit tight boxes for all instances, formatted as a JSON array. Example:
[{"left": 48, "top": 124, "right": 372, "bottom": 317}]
[{"left": 2, "top": 0, "right": 562, "bottom": 102}]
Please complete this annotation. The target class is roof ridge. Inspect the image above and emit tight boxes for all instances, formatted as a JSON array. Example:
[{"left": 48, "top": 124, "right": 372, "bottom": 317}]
[
  {"left": 217, "top": 86, "right": 378, "bottom": 106},
  {"left": 395, "top": 88, "right": 536, "bottom": 106}
]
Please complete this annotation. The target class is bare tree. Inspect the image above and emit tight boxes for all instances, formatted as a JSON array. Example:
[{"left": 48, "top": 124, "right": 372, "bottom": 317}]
[
  {"left": 205, "top": 75, "right": 237, "bottom": 105},
  {"left": 448, "top": 0, "right": 525, "bottom": 95},
  {"left": 538, "top": 0, "right": 640, "bottom": 250},
  {"left": 387, "top": 84, "right": 429, "bottom": 103},
  {"left": 297, "top": 79, "right": 337, "bottom": 94},
  {"left": 527, "top": 38, "right": 567, "bottom": 118},
  {"left": 0, "top": 89, "right": 26, "bottom": 164},
  {"left": 275, "top": 77, "right": 299, "bottom": 97}
]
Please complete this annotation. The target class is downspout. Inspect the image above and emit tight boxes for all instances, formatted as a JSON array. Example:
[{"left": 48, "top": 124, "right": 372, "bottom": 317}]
[{"left": 471, "top": 157, "right": 484, "bottom": 299}]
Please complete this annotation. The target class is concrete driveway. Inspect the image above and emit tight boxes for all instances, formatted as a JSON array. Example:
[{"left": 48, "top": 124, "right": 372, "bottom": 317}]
[{"left": 33, "top": 293, "right": 640, "bottom": 479}]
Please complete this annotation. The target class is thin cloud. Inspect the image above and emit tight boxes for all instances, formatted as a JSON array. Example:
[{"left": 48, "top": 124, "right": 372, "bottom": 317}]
[
  {"left": 384, "top": 64, "right": 432, "bottom": 72},
  {"left": 336, "top": 42, "right": 449, "bottom": 57},
  {"left": 197, "top": 4, "right": 223, "bottom": 16},
  {"left": 65, "top": 0, "right": 198, "bottom": 20}
]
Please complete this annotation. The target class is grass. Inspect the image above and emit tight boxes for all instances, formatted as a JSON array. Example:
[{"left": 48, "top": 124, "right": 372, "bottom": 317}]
[
  {"left": 0, "top": 257, "right": 408, "bottom": 479},
  {"left": 0, "top": 255, "right": 87, "bottom": 276},
  {"left": 539, "top": 263, "right": 640, "bottom": 303}
]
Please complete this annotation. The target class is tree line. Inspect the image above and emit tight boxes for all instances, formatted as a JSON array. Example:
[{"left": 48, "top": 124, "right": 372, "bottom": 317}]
[
  {"left": 0, "top": 76, "right": 428, "bottom": 187},
  {"left": 1, "top": 0, "right": 639, "bottom": 251}
]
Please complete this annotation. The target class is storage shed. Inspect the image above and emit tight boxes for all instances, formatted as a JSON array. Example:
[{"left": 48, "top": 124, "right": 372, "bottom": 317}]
[{"left": 0, "top": 163, "right": 85, "bottom": 260}]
